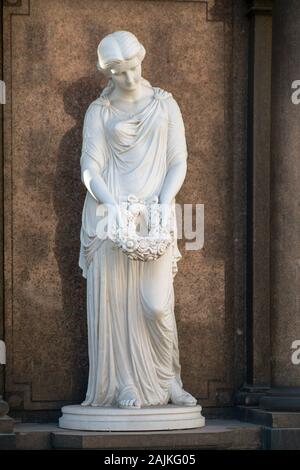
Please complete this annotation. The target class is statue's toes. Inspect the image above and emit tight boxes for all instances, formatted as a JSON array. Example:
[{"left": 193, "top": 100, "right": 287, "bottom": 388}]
[
  {"left": 118, "top": 397, "right": 142, "bottom": 408},
  {"left": 181, "top": 392, "right": 197, "bottom": 406},
  {"left": 187, "top": 397, "right": 197, "bottom": 406},
  {"left": 170, "top": 386, "right": 197, "bottom": 406}
]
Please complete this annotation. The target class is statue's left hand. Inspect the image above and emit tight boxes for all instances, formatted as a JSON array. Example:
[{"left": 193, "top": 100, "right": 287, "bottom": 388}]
[{"left": 160, "top": 203, "right": 172, "bottom": 230}]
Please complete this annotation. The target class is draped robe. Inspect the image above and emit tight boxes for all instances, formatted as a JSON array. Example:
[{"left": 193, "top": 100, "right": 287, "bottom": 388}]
[{"left": 79, "top": 82, "right": 188, "bottom": 406}]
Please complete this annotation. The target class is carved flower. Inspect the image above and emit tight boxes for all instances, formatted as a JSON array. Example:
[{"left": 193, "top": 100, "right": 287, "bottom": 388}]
[
  {"left": 158, "top": 241, "right": 168, "bottom": 256},
  {"left": 138, "top": 239, "right": 150, "bottom": 253},
  {"left": 125, "top": 239, "right": 137, "bottom": 253}
]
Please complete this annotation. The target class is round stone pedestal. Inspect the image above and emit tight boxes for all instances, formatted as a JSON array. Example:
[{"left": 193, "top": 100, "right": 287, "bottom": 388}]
[{"left": 59, "top": 404, "right": 205, "bottom": 431}]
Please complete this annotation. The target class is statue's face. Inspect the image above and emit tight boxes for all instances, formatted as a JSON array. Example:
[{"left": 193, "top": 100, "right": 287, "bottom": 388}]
[{"left": 110, "top": 62, "right": 142, "bottom": 92}]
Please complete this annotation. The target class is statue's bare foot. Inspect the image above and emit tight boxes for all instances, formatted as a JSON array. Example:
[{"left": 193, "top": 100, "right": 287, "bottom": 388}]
[
  {"left": 168, "top": 378, "right": 197, "bottom": 406},
  {"left": 117, "top": 385, "right": 142, "bottom": 409},
  {"left": 81, "top": 400, "right": 90, "bottom": 407}
]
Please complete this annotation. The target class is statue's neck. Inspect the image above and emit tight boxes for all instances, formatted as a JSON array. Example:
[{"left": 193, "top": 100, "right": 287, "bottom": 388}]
[{"left": 109, "top": 82, "right": 144, "bottom": 103}]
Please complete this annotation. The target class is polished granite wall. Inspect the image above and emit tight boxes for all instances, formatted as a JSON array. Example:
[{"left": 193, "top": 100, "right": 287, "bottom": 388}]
[{"left": 2, "top": 0, "right": 248, "bottom": 416}]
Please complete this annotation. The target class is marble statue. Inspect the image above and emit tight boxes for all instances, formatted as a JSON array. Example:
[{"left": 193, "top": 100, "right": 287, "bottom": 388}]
[
  {"left": 79, "top": 30, "right": 198, "bottom": 410},
  {"left": 59, "top": 31, "right": 205, "bottom": 430}
]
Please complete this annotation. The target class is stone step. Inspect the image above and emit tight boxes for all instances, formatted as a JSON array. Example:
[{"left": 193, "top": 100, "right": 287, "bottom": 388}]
[
  {"left": 238, "top": 405, "right": 300, "bottom": 428},
  {"left": 5, "top": 419, "right": 262, "bottom": 450},
  {"left": 237, "top": 406, "right": 300, "bottom": 450}
]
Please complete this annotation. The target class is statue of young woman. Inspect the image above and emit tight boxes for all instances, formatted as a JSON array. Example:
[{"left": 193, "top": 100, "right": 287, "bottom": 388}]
[{"left": 79, "top": 31, "right": 197, "bottom": 409}]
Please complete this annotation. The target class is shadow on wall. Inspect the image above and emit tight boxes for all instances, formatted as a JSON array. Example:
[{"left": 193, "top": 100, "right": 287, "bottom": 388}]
[{"left": 52, "top": 74, "right": 104, "bottom": 401}]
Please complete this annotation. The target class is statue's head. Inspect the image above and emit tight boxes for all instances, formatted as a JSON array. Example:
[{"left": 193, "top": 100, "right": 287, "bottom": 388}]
[{"left": 97, "top": 31, "right": 145, "bottom": 92}]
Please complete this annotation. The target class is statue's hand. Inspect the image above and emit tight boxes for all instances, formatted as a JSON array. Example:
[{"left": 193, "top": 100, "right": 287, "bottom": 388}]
[
  {"left": 107, "top": 203, "right": 126, "bottom": 239},
  {"left": 160, "top": 203, "right": 172, "bottom": 231}
]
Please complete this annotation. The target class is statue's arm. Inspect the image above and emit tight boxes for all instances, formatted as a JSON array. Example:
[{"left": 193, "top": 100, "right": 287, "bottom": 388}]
[
  {"left": 159, "top": 159, "right": 187, "bottom": 205},
  {"left": 81, "top": 157, "right": 116, "bottom": 206},
  {"left": 80, "top": 104, "right": 116, "bottom": 206},
  {"left": 159, "top": 98, "right": 188, "bottom": 205}
]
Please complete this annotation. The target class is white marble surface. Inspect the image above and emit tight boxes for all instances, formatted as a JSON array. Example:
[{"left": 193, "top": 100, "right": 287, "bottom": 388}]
[{"left": 59, "top": 404, "right": 205, "bottom": 431}]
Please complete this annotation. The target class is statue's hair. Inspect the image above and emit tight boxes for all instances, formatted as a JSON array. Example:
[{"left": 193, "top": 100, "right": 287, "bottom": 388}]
[{"left": 97, "top": 31, "right": 146, "bottom": 75}]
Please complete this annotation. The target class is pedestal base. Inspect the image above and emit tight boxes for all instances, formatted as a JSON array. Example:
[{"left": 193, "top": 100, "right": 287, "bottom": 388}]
[{"left": 59, "top": 404, "right": 205, "bottom": 431}]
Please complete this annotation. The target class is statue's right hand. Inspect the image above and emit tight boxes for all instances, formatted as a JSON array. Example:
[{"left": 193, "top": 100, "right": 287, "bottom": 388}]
[{"left": 107, "top": 203, "right": 126, "bottom": 233}]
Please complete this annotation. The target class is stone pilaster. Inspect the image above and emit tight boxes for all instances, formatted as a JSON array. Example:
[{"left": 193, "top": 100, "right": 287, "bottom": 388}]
[
  {"left": 236, "top": 0, "right": 272, "bottom": 406},
  {"left": 260, "top": 0, "right": 300, "bottom": 410}
]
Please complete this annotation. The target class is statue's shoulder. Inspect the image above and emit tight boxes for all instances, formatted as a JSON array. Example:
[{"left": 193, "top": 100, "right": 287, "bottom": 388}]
[
  {"left": 82, "top": 98, "right": 108, "bottom": 131},
  {"left": 153, "top": 86, "right": 173, "bottom": 101},
  {"left": 83, "top": 97, "right": 109, "bottom": 127},
  {"left": 153, "top": 87, "right": 181, "bottom": 113},
  {"left": 153, "top": 87, "right": 183, "bottom": 120},
  {"left": 87, "top": 95, "right": 110, "bottom": 111}
]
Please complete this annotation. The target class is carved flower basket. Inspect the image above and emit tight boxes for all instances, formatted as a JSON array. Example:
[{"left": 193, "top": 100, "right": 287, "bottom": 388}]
[{"left": 110, "top": 195, "right": 174, "bottom": 262}]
